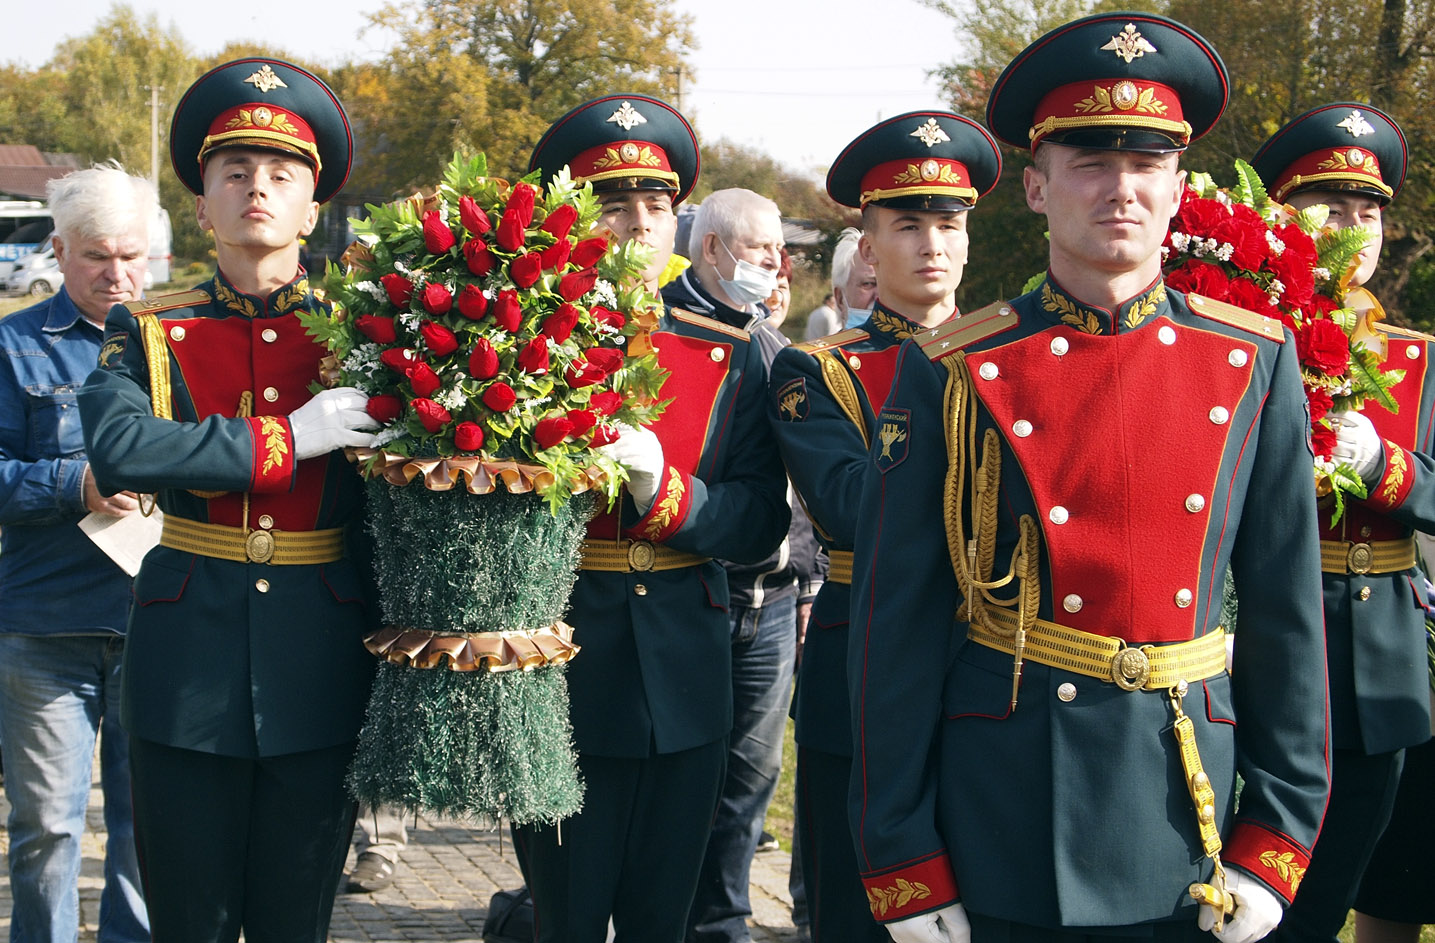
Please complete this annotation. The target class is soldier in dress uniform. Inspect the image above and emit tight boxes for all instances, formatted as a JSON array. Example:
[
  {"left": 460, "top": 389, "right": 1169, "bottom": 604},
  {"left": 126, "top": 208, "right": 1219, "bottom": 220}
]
[
  {"left": 516, "top": 95, "right": 790, "bottom": 943},
  {"left": 846, "top": 13, "right": 1330, "bottom": 943},
  {"left": 1250, "top": 103, "right": 1431, "bottom": 943},
  {"left": 767, "top": 110, "right": 1000, "bottom": 943},
  {"left": 78, "top": 58, "right": 381, "bottom": 942}
]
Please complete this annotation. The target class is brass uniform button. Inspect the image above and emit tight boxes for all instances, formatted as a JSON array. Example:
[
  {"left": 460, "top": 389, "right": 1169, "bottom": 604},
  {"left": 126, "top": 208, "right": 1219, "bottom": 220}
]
[
  {"left": 1056, "top": 682, "right": 1077, "bottom": 702},
  {"left": 257, "top": 515, "right": 274, "bottom": 530},
  {"left": 261, "top": 328, "right": 278, "bottom": 343},
  {"left": 1357, "top": 586, "right": 1372, "bottom": 601},
  {"left": 262, "top": 386, "right": 279, "bottom": 403},
  {"left": 634, "top": 584, "right": 648, "bottom": 596},
  {"left": 709, "top": 348, "right": 725, "bottom": 362},
  {"left": 169, "top": 326, "right": 186, "bottom": 341},
  {"left": 255, "top": 579, "right": 270, "bottom": 593}
]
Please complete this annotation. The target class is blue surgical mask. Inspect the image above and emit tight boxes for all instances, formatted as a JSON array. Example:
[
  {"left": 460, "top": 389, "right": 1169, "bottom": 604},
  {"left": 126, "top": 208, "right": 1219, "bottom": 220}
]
[
  {"left": 844, "top": 306, "right": 873, "bottom": 329},
  {"left": 716, "top": 237, "right": 779, "bottom": 307}
]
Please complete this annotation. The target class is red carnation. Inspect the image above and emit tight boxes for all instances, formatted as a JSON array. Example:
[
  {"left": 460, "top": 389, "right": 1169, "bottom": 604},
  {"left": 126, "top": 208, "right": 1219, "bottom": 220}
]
[
  {"left": 420, "top": 320, "right": 459, "bottom": 357},
  {"left": 534, "top": 415, "right": 574, "bottom": 450},
  {"left": 457, "top": 284, "right": 489, "bottom": 320},
  {"left": 459, "top": 195, "right": 491, "bottom": 235},
  {"left": 589, "top": 423, "right": 619, "bottom": 447},
  {"left": 571, "top": 236, "right": 609, "bottom": 268},
  {"left": 517, "top": 335, "right": 550, "bottom": 374},
  {"left": 1166, "top": 260, "right": 1231, "bottom": 300},
  {"left": 511, "top": 252, "right": 544, "bottom": 289},
  {"left": 411, "top": 398, "right": 452, "bottom": 434},
  {"left": 590, "top": 305, "right": 626, "bottom": 330},
  {"left": 380, "top": 347, "right": 420, "bottom": 373},
  {"left": 463, "top": 239, "right": 495, "bottom": 277},
  {"left": 468, "top": 337, "right": 499, "bottom": 379},
  {"left": 1224, "top": 276, "right": 1275, "bottom": 315},
  {"left": 585, "top": 346, "right": 625, "bottom": 376},
  {"left": 588, "top": 390, "right": 622, "bottom": 416},
  {"left": 356, "top": 314, "right": 397, "bottom": 344},
  {"left": 540, "top": 204, "right": 578, "bottom": 241},
  {"left": 541, "top": 303, "right": 581, "bottom": 344},
  {"left": 1213, "top": 204, "right": 1270, "bottom": 272},
  {"left": 420, "top": 282, "right": 453, "bottom": 315},
  {"left": 1312, "top": 421, "right": 1338, "bottom": 461},
  {"left": 1307, "top": 386, "right": 1334, "bottom": 424},
  {"left": 540, "top": 239, "right": 571, "bottom": 272},
  {"left": 381, "top": 273, "right": 414, "bottom": 307},
  {"left": 454, "top": 421, "right": 485, "bottom": 451},
  {"left": 566, "top": 408, "right": 597, "bottom": 438},
  {"left": 366, "top": 394, "right": 402, "bottom": 424},
  {"left": 408, "top": 361, "right": 442, "bottom": 397},
  {"left": 559, "top": 268, "right": 599, "bottom": 302},
  {"left": 1297, "top": 318, "right": 1350, "bottom": 377},
  {"left": 1171, "top": 198, "right": 1229, "bottom": 242},
  {"left": 483, "top": 382, "right": 517, "bottom": 412},
  {"left": 492, "top": 290, "right": 522, "bottom": 332},
  {"left": 422, "top": 210, "right": 456, "bottom": 254},
  {"left": 496, "top": 184, "right": 536, "bottom": 252}
]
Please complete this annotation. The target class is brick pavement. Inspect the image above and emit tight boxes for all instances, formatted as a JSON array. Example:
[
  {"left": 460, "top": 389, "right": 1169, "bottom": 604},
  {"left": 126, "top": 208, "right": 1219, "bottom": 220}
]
[{"left": 0, "top": 757, "right": 805, "bottom": 942}]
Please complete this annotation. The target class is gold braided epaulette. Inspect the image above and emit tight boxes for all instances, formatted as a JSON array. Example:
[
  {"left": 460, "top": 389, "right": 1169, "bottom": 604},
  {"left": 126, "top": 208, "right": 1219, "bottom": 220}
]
[
  {"left": 669, "top": 307, "right": 749, "bottom": 340},
  {"left": 124, "top": 289, "right": 210, "bottom": 316},
  {"left": 1378, "top": 322, "right": 1435, "bottom": 344},
  {"left": 917, "top": 301, "right": 1017, "bottom": 361},
  {"left": 1185, "top": 292, "right": 1285, "bottom": 344},
  {"left": 794, "top": 327, "right": 869, "bottom": 354}
]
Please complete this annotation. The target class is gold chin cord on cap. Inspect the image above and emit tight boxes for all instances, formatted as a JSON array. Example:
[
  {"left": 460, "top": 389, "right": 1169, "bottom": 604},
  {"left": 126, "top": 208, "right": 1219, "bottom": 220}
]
[
  {"left": 941, "top": 356, "right": 1041, "bottom": 711},
  {"left": 1173, "top": 679, "right": 1236, "bottom": 931}
]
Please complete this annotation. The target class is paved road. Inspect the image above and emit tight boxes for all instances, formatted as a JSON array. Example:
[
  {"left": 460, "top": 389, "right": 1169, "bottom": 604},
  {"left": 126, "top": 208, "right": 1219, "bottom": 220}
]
[{"left": 0, "top": 756, "right": 805, "bottom": 942}]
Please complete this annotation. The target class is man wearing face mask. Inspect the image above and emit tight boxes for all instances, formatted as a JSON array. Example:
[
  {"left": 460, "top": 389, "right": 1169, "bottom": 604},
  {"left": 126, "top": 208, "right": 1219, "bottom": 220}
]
[
  {"left": 827, "top": 229, "right": 879, "bottom": 331},
  {"left": 1251, "top": 103, "right": 1432, "bottom": 943},
  {"left": 663, "top": 190, "right": 822, "bottom": 943}
]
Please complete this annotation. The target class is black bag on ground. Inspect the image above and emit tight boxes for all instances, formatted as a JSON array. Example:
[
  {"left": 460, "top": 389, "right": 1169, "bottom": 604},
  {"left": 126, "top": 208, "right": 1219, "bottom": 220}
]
[{"left": 483, "top": 886, "right": 534, "bottom": 943}]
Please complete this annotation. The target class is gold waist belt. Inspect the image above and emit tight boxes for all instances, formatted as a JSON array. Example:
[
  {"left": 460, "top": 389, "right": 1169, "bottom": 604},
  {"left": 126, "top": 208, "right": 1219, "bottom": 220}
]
[
  {"left": 826, "top": 550, "right": 854, "bottom": 585},
  {"left": 160, "top": 517, "right": 345, "bottom": 565},
  {"left": 578, "top": 538, "right": 711, "bottom": 573},
  {"left": 970, "top": 608, "right": 1228, "bottom": 691},
  {"left": 1319, "top": 537, "right": 1417, "bottom": 575}
]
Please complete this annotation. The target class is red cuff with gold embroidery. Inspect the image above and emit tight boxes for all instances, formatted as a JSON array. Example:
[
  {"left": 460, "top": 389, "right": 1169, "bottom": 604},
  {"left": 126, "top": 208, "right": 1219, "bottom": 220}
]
[
  {"left": 247, "top": 415, "right": 297, "bottom": 493},
  {"left": 626, "top": 465, "right": 692, "bottom": 542},
  {"left": 860, "top": 853, "right": 960, "bottom": 923},
  {"left": 1224, "top": 822, "right": 1312, "bottom": 904},
  {"left": 1363, "top": 441, "right": 1413, "bottom": 512}
]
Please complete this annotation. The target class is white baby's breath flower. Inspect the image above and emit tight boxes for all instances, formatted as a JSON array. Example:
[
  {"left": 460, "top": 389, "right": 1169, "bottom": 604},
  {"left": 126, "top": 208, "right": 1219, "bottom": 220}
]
[
  {"left": 592, "top": 279, "right": 619, "bottom": 307},
  {"left": 1170, "top": 232, "right": 1191, "bottom": 252},
  {"left": 1215, "top": 243, "right": 1234, "bottom": 262},
  {"left": 1265, "top": 231, "right": 1286, "bottom": 257},
  {"left": 1313, "top": 267, "right": 1331, "bottom": 281},
  {"left": 397, "top": 312, "right": 421, "bottom": 332}
]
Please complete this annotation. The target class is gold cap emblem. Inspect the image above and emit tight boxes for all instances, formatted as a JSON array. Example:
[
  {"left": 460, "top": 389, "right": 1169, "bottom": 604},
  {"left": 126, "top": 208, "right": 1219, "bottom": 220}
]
[
  {"left": 920, "top": 159, "right": 940, "bottom": 180},
  {"left": 1337, "top": 110, "right": 1376, "bottom": 138},
  {"left": 620, "top": 142, "right": 640, "bottom": 163},
  {"left": 910, "top": 118, "right": 951, "bottom": 148},
  {"left": 244, "top": 64, "right": 288, "bottom": 94},
  {"left": 1101, "top": 23, "right": 1158, "bottom": 63},
  {"left": 1112, "top": 81, "right": 1139, "bottom": 110},
  {"left": 607, "top": 101, "right": 647, "bottom": 132},
  {"left": 1348, "top": 148, "right": 1366, "bottom": 166},
  {"left": 252, "top": 106, "right": 273, "bottom": 127}
]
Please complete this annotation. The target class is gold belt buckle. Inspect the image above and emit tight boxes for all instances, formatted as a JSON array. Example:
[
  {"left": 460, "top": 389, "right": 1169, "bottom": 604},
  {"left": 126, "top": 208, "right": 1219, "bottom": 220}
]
[
  {"left": 1347, "top": 542, "right": 1373, "bottom": 574},
  {"left": 626, "top": 539, "right": 656, "bottom": 572},
  {"left": 245, "top": 529, "right": 275, "bottom": 564},
  {"left": 1111, "top": 645, "right": 1152, "bottom": 691}
]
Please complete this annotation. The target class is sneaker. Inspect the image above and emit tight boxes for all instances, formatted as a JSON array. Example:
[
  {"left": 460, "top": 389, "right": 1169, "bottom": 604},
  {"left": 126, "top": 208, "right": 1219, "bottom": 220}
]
[
  {"left": 344, "top": 851, "right": 396, "bottom": 893},
  {"left": 756, "top": 830, "right": 780, "bottom": 852}
]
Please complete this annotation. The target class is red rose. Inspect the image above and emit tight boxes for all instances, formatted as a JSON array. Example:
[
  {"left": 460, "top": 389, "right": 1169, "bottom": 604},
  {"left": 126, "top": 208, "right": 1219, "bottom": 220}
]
[
  {"left": 408, "top": 361, "right": 442, "bottom": 397},
  {"left": 468, "top": 337, "right": 499, "bottom": 379},
  {"left": 492, "top": 290, "right": 522, "bottom": 331},
  {"left": 1307, "top": 386, "right": 1334, "bottom": 423},
  {"left": 541, "top": 303, "right": 580, "bottom": 344},
  {"left": 356, "top": 314, "right": 397, "bottom": 344},
  {"left": 517, "top": 335, "right": 550, "bottom": 374},
  {"left": 457, "top": 284, "right": 489, "bottom": 320},
  {"left": 422, "top": 210, "right": 456, "bottom": 254},
  {"left": 463, "top": 239, "right": 495, "bottom": 277},
  {"left": 1297, "top": 318, "right": 1350, "bottom": 377},
  {"left": 381, "top": 273, "right": 414, "bottom": 307},
  {"left": 566, "top": 408, "right": 597, "bottom": 438},
  {"left": 558, "top": 268, "right": 599, "bottom": 302},
  {"left": 483, "top": 382, "right": 517, "bottom": 412},
  {"left": 459, "top": 195, "right": 490, "bottom": 235},
  {"left": 540, "top": 239, "right": 571, "bottom": 272},
  {"left": 510, "top": 252, "right": 544, "bottom": 289},
  {"left": 496, "top": 184, "right": 536, "bottom": 252},
  {"left": 1312, "top": 421, "right": 1338, "bottom": 461},
  {"left": 565, "top": 360, "right": 607, "bottom": 388},
  {"left": 534, "top": 415, "right": 573, "bottom": 450},
  {"left": 540, "top": 204, "right": 578, "bottom": 241},
  {"left": 420, "top": 320, "right": 459, "bottom": 357},
  {"left": 588, "top": 390, "right": 622, "bottom": 416},
  {"left": 420, "top": 282, "right": 453, "bottom": 315},
  {"left": 454, "top": 421, "right": 485, "bottom": 451},
  {"left": 588, "top": 423, "right": 619, "bottom": 447},
  {"left": 584, "top": 346, "right": 625, "bottom": 376},
  {"left": 1166, "top": 259, "right": 1231, "bottom": 300},
  {"left": 380, "top": 347, "right": 420, "bottom": 373},
  {"left": 1224, "top": 276, "right": 1275, "bottom": 315},
  {"left": 411, "top": 398, "right": 452, "bottom": 433},
  {"left": 366, "top": 394, "right": 402, "bottom": 423},
  {"left": 570, "top": 236, "right": 609, "bottom": 268},
  {"left": 590, "top": 305, "right": 625, "bottom": 330}
]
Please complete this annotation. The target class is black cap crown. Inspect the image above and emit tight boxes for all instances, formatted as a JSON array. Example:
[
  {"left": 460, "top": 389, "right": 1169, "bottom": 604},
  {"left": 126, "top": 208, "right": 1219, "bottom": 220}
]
[
  {"left": 1251, "top": 103, "right": 1407, "bottom": 205},
  {"left": 827, "top": 110, "right": 1002, "bottom": 211},
  {"left": 529, "top": 94, "right": 700, "bottom": 204}
]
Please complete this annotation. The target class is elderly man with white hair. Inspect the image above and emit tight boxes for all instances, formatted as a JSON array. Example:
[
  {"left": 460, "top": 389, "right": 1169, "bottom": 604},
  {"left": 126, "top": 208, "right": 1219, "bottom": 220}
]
[{"left": 0, "top": 162, "right": 153, "bottom": 943}]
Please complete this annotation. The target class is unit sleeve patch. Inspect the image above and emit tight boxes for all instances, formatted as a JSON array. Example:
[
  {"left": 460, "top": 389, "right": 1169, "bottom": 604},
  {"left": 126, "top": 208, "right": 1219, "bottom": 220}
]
[
  {"left": 776, "top": 377, "right": 810, "bottom": 422},
  {"left": 875, "top": 407, "right": 910, "bottom": 473}
]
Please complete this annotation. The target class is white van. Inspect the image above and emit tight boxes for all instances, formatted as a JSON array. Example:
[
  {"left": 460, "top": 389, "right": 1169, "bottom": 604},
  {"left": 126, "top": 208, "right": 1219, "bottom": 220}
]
[{"left": 0, "top": 202, "right": 173, "bottom": 291}]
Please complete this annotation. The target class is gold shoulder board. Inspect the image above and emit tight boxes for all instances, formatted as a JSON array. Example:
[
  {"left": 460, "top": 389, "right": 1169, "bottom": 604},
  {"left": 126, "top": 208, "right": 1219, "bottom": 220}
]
[
  {"left": 124, "top": 289, "right": 210, "bottom": 316},
  {"left": 917, "top": 301, "right": 1018, "bottom": 361},
  {"left": 1185, "top": 292, "right": 1286, "bottom": 344},
  {"left": 794, "top": 327, "right": 870, "bottom": 354},
  {"left": 669, "top": 307, "right": 750, "bottom": 340},
  {"left": 1378, "top": 323, "right": 1435, "bottom": 344}
]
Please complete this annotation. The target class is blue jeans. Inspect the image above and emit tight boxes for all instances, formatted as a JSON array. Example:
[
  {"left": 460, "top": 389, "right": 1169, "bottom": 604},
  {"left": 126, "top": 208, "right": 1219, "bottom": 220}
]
[
  {"left": 0, "top": 635, "right": 149, "bottom": 943},
  {"left": 686, "top": 595, "right": 797, "bottom": 943}
]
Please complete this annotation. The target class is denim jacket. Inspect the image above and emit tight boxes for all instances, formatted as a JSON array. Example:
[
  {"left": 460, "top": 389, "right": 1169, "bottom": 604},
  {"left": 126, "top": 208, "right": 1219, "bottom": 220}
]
[{"left": 0, "top": 288, "right": 133, "bottom": 635}]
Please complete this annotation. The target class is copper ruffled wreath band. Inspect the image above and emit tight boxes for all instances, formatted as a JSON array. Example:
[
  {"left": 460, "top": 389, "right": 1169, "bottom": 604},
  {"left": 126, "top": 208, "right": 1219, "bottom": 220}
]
[
  {"left": 364, "top": 621, "right": 580, "bottom": 673},
  {"left": 346, "top": 447, "right": 611, "bottom": 496}
]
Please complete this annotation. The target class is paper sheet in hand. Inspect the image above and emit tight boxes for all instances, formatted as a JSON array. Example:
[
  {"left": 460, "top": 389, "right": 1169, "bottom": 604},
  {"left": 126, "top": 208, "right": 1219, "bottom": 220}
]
[{"left": 79, "top": 508, "right": 163, "bottom": 577}]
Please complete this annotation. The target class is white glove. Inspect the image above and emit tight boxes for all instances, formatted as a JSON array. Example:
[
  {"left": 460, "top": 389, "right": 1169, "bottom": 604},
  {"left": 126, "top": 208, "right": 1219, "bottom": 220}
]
[
  {"left": 289, "top": 387, "right": 380, "bottom": 461},
  {"left": 1330, "top": 410, "right": 1383, "bottom": 484},
  {"left": 1198, "top": 870, "right": 1283, "bottom": 943},
  {"left": 597, "top": 421, "right": 665, "bottom": 513},
  {"left": 885, "top": 903, "right": 970, "bottom": 943}
]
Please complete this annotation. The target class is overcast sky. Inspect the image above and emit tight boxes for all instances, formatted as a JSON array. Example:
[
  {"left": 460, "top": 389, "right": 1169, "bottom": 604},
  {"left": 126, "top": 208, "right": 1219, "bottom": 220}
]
[{"left": 10, "top": 0, "right": 965, "bottom": 181}]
